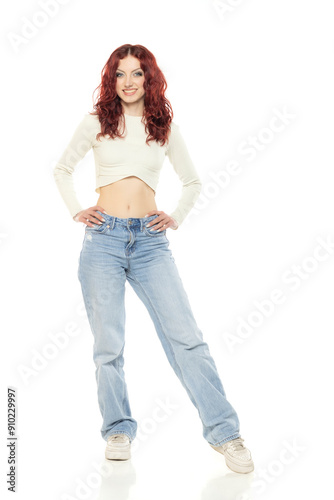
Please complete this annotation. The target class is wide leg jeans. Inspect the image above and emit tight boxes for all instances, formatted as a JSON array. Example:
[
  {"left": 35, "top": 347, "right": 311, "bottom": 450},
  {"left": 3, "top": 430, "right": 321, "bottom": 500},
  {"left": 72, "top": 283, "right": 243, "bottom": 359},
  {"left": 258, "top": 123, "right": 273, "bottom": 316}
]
[{"left": 77, "top": 211, "right": 240, "bottom": 446}]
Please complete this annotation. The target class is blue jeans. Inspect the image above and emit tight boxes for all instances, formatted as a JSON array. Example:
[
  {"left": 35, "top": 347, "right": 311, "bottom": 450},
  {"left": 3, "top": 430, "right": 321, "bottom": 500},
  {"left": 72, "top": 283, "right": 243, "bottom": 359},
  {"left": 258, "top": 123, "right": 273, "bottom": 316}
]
[{"left": 77, "top": 211, "right": 240, "bottom": 446}]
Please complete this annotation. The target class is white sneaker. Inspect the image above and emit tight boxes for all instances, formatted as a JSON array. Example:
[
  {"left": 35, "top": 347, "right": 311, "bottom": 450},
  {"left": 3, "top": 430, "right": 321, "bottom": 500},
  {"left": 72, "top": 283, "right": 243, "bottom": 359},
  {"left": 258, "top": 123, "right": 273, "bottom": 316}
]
[
  {"left": 210, "top": 437, "right": 254, "bottom": 473},
  {"left": 105, "top": 433, "right": 131, "bottom": 460}
]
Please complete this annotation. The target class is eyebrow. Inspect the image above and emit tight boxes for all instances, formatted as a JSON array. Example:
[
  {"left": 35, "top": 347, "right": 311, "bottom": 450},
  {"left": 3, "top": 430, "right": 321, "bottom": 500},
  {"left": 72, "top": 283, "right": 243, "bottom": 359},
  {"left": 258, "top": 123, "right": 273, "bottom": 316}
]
[{"left": 116, "top": 67, "right": 142, "bottom": 73}]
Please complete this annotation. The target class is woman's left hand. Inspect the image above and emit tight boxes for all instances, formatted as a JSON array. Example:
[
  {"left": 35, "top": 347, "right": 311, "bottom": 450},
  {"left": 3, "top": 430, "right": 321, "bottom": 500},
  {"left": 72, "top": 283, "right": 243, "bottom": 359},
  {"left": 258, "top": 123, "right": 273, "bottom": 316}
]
[{"left": 144, "top": 210, "right": 179, "bottom": 231}]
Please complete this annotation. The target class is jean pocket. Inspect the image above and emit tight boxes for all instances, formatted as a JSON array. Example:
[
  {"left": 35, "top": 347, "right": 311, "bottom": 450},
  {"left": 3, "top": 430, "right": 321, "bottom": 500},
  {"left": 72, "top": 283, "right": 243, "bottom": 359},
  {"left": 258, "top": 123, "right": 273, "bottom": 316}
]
[
  {"left": 85, "top": 221, "right": 110, "bottom": 234},
  {"left": 143, "top": 221, "right": 167, "bottom": 237}
]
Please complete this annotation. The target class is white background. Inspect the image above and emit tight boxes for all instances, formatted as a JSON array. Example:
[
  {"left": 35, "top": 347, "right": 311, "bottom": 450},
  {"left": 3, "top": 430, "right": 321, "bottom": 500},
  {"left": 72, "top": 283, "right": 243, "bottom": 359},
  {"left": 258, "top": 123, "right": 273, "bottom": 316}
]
[{"left": 1, "top": 0, "right": 334, "bottom": 499}]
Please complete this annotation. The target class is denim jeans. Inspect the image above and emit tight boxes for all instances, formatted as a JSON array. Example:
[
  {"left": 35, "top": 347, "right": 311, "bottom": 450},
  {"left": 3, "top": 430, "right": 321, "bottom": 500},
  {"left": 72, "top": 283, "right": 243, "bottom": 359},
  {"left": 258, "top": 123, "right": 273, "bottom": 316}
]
[{"left": 77, "top": 210, "right": 240, "bottom": 446}]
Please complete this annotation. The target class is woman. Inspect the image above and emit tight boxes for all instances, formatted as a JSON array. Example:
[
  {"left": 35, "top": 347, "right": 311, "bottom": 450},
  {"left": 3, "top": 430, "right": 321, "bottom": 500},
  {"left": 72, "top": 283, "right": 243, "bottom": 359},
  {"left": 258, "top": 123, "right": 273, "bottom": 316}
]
[{"left": 53, "top": 44, "right": 254, "bottom": 474}]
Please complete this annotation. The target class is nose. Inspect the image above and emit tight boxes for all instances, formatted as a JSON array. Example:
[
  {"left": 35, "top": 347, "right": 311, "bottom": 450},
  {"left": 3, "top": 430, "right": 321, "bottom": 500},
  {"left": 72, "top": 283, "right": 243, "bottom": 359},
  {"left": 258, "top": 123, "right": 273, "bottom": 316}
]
[{"left": 125, "top": 75, "right": 133, "bottom": 87}]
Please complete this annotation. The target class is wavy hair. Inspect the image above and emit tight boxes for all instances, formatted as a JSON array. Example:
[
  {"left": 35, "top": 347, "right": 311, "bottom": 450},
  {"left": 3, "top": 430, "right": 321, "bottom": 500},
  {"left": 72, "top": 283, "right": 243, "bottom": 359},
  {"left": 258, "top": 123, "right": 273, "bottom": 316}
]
[{"left": 90, "top": 44, "right": 173, "bottom": 146}]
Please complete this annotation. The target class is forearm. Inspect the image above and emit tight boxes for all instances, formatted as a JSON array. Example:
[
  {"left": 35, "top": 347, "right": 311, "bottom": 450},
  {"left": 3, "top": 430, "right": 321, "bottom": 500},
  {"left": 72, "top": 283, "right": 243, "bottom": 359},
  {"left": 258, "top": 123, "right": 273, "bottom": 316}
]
[
  {"left": 53, "top": 166, "right": 84, "bottom": 218},
  {"left": 169, "top": 179, "right": 202, "bottom": 229}
]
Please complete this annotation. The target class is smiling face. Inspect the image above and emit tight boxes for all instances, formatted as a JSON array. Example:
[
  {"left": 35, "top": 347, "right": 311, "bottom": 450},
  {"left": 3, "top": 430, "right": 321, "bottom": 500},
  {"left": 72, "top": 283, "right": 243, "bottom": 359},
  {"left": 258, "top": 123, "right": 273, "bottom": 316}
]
[{"left": 115, "top": 55, "right": 146, "bottom": 114}]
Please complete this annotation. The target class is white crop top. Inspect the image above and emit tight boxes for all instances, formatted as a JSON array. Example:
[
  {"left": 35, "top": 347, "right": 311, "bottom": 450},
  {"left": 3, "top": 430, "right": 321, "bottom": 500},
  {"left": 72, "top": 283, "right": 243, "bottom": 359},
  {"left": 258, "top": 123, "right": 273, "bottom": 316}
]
[{"left": 53, "top": 112, "right": 202, "bottom": 228}]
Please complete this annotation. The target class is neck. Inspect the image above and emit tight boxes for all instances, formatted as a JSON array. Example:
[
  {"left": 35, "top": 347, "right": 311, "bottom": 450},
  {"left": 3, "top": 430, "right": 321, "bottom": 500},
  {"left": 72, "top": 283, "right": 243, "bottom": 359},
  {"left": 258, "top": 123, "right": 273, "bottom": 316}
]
[{"left": 122, "top": 103, "right": 145, "bottom": 117}]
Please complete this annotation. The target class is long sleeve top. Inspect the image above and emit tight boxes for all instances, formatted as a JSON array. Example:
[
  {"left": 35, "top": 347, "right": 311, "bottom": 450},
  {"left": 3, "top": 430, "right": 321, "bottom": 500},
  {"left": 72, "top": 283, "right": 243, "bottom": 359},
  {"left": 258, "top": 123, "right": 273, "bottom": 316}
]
[{"left": 53, "top": 112, "right": 202, "bottom": 228}]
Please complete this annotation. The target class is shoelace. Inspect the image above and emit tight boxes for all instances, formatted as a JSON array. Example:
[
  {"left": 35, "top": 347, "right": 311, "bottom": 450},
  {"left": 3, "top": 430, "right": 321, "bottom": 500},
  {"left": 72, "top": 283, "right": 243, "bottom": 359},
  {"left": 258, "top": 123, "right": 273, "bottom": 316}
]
[{"left": 225, "top": 437, "right": 245, "bottom": 452}]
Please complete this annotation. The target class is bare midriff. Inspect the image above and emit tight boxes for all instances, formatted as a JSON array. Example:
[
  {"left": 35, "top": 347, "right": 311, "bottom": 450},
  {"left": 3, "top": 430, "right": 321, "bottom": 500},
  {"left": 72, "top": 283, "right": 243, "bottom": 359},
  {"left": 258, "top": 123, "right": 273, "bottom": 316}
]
[{"left": 96, "top": 176, "right": 158, "bottom": 218}]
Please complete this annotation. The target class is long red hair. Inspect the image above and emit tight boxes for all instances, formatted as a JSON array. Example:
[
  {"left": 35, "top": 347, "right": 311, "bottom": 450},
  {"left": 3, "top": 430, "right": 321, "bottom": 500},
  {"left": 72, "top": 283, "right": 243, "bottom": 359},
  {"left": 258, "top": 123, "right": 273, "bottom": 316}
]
[{"left": 90, "top": 44, "right": 173, "bottom": 146}]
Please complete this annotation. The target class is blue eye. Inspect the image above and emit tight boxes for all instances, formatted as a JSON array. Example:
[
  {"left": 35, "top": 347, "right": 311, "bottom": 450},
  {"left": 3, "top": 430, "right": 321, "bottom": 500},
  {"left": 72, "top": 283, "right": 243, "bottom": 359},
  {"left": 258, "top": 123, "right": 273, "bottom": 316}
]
[{"left": 116, "top": 72, "right": 143, "bottom": 77}]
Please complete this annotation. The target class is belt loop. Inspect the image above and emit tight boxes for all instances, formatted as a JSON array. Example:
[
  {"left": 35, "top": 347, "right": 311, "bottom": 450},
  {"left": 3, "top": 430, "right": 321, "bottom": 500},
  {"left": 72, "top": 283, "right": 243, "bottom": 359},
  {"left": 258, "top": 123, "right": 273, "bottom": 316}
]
[{"left": 110, "top": 216, "right": 116, "bottom": 230}]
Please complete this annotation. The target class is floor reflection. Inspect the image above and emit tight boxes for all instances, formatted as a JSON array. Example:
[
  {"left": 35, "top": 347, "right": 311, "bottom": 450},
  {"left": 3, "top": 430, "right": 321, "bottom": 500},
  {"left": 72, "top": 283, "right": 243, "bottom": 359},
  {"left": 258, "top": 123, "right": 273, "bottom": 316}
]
[
  {"left": 201, "top": 471, "right": 254, "bottom": 499},
  {"left": 96, "top": 459, "right": 137, "bottom": 499},
  {"left": 92, "top": 455, "right": 254, "bottom": 500}
]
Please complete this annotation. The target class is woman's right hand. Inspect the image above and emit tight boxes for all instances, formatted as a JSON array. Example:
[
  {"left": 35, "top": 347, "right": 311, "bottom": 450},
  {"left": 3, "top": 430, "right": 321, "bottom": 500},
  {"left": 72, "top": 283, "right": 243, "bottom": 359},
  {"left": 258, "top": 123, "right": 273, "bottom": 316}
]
[{"left": 73, "top": 205, "right": 107, "bottom": 227}]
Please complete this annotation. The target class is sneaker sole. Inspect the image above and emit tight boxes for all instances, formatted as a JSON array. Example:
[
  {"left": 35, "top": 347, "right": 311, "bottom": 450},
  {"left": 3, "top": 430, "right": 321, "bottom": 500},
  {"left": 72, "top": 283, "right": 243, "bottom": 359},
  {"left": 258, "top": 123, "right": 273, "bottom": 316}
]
[
  {"left": 105, "top": 445, "right": 131, "bottom": 460},
  {"left": 225, "top": 457, "right": 254, "bottom": 474}
]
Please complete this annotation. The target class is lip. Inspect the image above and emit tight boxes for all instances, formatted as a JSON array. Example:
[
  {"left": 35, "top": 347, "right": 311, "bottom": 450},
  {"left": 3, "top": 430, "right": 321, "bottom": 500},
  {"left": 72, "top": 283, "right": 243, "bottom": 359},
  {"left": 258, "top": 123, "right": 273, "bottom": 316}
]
[{"left": 123, "top": 89, "right": 137, "bottom": 95}]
